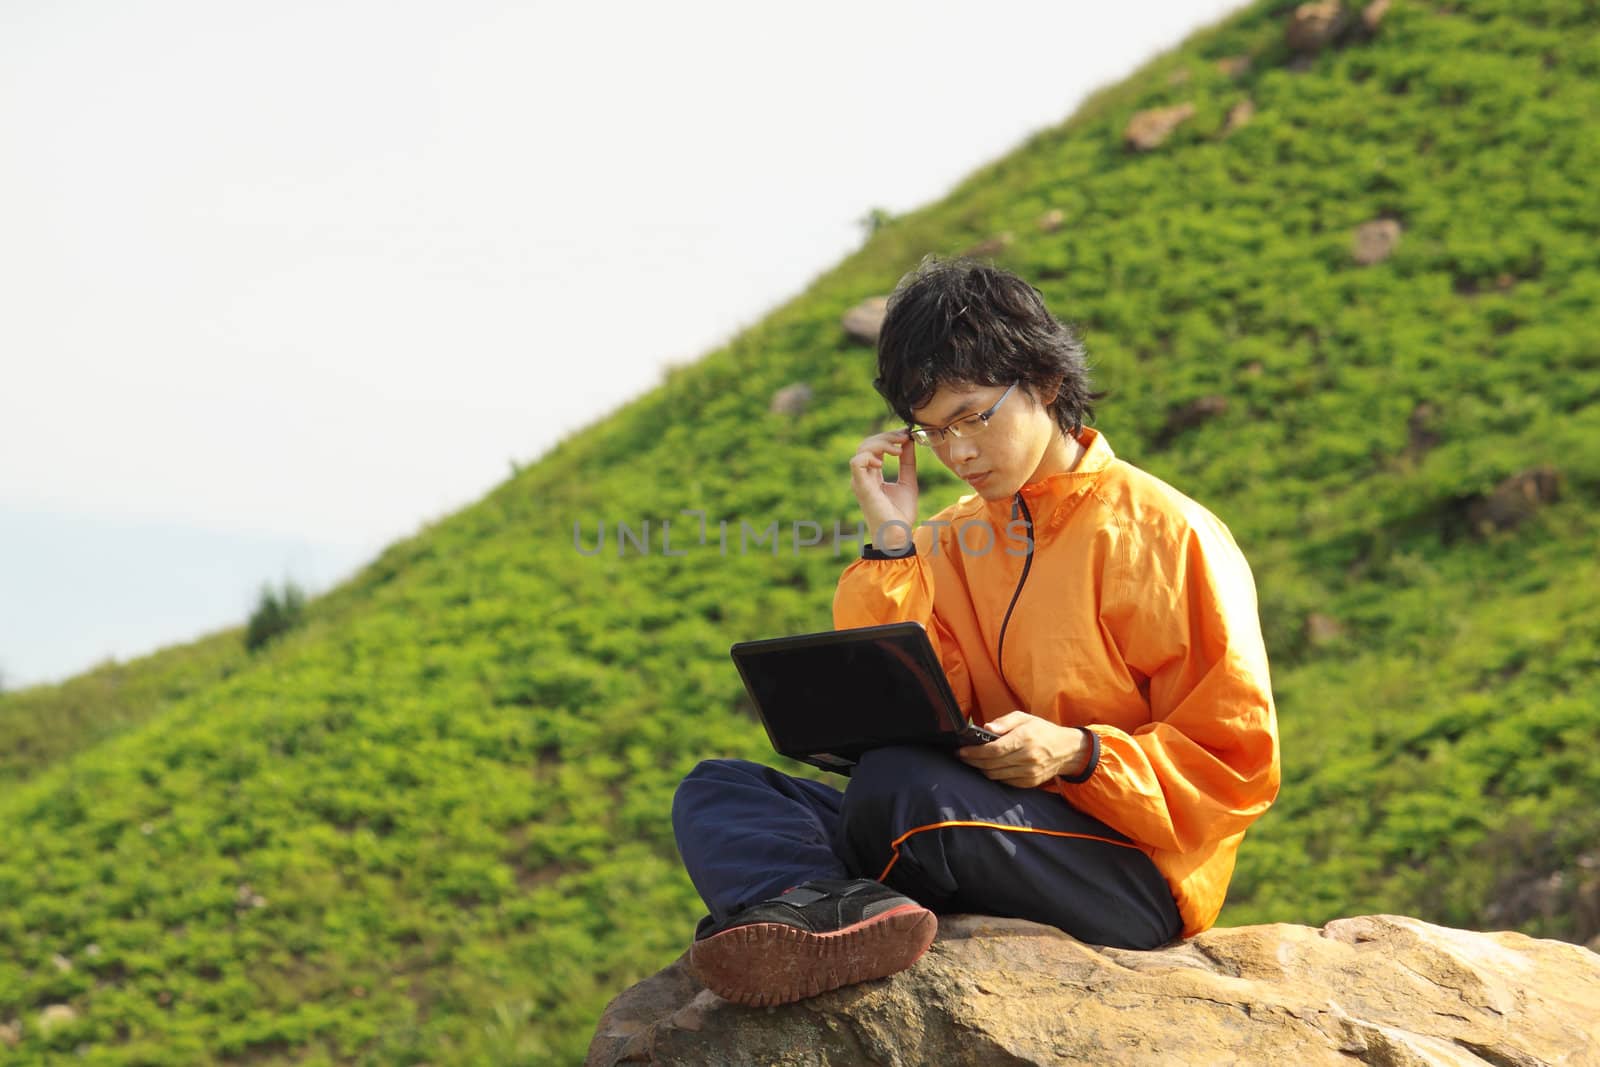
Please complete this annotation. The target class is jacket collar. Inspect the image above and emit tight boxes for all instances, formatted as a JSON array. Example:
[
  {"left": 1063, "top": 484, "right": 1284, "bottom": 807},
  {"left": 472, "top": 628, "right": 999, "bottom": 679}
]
[{"left": 980, "top": 426, "right": 1115, "bottom": 528}]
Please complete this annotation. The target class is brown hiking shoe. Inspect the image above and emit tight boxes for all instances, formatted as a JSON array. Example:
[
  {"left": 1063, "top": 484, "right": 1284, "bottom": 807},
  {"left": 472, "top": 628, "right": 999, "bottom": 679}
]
[{"left": 687, "top": 878, "right": 937, "bottom": 1007}]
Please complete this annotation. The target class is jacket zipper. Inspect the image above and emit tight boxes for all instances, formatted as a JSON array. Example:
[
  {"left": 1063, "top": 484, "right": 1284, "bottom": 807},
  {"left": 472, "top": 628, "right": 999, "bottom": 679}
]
[{"left": 996, "top": 492, "right": 1035, "bottom": 702}]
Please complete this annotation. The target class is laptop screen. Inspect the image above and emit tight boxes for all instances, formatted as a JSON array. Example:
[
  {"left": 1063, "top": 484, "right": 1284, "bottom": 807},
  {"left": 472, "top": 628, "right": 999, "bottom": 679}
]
[{"left": 731, "top": 623, "right": 966, "bottom": 756}]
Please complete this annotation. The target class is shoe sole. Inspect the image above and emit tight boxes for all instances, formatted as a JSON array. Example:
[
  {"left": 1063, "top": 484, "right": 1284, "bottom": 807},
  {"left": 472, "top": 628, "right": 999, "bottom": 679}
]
[{"left": 689, "top": 904, "right": 937, "bottom": 1008}]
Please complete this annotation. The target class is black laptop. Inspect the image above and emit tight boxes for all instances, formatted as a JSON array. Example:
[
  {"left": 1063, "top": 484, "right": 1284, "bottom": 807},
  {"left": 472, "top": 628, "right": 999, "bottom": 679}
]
[{"left": 729, "top": 621, "right": 999, "bottom": 774}]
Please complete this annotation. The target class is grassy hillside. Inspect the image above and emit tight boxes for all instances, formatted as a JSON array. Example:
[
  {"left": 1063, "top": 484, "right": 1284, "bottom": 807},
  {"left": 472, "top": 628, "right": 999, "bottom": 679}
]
[{"left": 4, "top": 0, "right": 1599, "bottom": 1061}]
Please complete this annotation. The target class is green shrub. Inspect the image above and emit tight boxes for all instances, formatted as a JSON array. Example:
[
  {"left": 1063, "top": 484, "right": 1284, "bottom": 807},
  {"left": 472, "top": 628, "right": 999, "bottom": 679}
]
[{"left": 244, "top": 579, "right": 307, "bottom": 653}]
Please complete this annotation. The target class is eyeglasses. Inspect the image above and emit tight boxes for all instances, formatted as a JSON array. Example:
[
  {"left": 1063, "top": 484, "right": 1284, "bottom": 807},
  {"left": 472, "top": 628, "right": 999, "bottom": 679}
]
[{"left": 906, "top": 381, "right": 1019, "bottom": 447}]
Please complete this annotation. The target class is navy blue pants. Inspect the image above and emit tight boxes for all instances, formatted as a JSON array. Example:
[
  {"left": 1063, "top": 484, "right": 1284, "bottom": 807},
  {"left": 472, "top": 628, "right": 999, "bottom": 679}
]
[{"left": 671, "top": 745, "right": 1183, "bottom": 950}]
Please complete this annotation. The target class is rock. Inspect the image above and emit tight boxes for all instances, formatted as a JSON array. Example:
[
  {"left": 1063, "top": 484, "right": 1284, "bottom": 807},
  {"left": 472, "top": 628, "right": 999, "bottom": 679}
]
[
  {"left": 768, "top": 383, "right": 813, "bottom": 418},
  {"left": 1305, "top": 612, "right": 1346, "bottom": 647},
  {"left": 1037, "top": 208, "right": 1065, "bottom": 233},
  {"left": 36, "top": 1004, "right": 76, "bottom": 1035},
  {"left": 84, "top": 943, "right": 101, "bottom": 958},
  {"left": 1155, "top": 395, "right": 1228, "bottom": 447},
  {"left": 50, "top": 952, "right": 73, "bottom": 973},
  {"left": 1467, "top": 466, "right": 1562, "bottom": 536},
  {"left": 1361, "top": 0, "right": 1392, "bottom": 34},
  {"left": 1352, "top": 218, "right": 1402, "bottom": 265},
  {"left": 0, "top": 1020, "right": 19, "bottom": 1048},
  {"left": 587, "top": 914, "right": 1600, "bottom": 1066},
  {"left": 588, "top": 908, "right": 1600, "bottom": 1067},
  {"left": 1166, "top": 67, "right": 1192, "bottom": 86},
  {"left": 841, "top": 296, "right": 888, "bottom": 345},
  {"left": 962, "top": 231, "right": 1013, "bottom": 259},
  {"left": 1407, "top": 401, "right": 1441, "bottom": 456},
  {"left": 1124, "top": 103, "right": 1196, "bottom": 152},
  {"left": 1217, "top": 55, "right": 1252, "bottom": 79},
  {"left": 1223, "top": 98, "right": 1256, "bottom": 136},
  {"left": 1287, "top": 1, "right": 1350, "bottom": 53}
]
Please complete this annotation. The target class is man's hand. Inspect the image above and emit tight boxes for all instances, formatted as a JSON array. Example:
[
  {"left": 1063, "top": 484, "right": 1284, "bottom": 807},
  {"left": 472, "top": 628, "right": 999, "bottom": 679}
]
[
  {"left": 848, "top": 429, "right": 919, "bottom": 553},
  {"left": 956, "top": 711, "right": 1090, "bottom": 788}
]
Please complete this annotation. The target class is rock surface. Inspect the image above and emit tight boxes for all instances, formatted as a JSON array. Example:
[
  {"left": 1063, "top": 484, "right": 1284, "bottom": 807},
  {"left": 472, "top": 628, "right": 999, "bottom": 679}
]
[
  {"left": 1466, "top": 465, "right": 1562, "bottom": 536},
  {"left": 587, "top": 913, "right": 1600, "bottom": 1066},
  {"left": 769, "top": 382, "right": 814, "bottom": 417},
  {"left": 1352, "top": 218, "right": 1403, "bottom": 265},
  {"left": 1287, "top": 0, "right": 1350, "bottom": 53},
  {"left": 841, "top": 296, "right": 888, "bottom": 345},
  {"left": 1124, "top": 103, "right": 1196, "bottom": 152}
]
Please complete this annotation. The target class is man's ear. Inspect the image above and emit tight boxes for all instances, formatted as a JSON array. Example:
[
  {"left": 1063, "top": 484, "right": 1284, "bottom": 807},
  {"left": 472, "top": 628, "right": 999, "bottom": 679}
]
[{"left": 1038, "top": 376, "right": 1064, "bottom": 406}]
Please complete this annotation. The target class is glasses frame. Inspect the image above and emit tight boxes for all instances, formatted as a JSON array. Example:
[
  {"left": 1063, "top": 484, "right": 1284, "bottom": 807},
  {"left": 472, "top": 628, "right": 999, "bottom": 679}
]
[{"left": 906, "top": 381, "right": 1020, "bottom": 447}]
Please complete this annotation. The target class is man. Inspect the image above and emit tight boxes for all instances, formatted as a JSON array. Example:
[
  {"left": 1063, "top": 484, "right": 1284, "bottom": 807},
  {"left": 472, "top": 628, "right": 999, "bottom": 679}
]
[{"left": 672, "top": 255, "right": 1281, "bottom": 1007}]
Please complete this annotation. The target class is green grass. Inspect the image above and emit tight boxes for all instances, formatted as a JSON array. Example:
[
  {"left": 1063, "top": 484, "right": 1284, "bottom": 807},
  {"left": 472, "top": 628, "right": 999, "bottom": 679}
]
[{"left": 3, "top": 0, "right": 1598, "bottom": 1061}]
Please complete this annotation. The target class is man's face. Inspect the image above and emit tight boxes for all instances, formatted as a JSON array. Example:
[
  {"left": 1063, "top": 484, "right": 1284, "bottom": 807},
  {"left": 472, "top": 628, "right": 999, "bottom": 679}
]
[{"left": 909, "top": 380, "right": 1061, "bottom": 501}]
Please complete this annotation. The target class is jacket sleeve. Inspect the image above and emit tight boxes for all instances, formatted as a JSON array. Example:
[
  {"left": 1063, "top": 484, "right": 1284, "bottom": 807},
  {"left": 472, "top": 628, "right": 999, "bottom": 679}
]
[
  {"left": 832, "top": 532, "right": 977, "bottom": 719},
  {"left": 1055, "top": 507, "right": 1280, "bottom": 854}
]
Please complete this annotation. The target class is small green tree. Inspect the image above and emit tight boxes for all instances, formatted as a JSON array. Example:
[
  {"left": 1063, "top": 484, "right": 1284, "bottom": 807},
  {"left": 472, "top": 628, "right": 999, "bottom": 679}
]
[
  {"left": 856, "top": 206, "right": 895, "bottom": 240},
  {"left": 245, "top": 579, "right": 307, "bottom": 653}
]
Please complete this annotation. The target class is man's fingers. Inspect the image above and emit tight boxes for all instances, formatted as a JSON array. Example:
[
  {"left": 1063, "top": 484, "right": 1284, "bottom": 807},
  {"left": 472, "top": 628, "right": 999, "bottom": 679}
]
[
  {"left": 958, "top": 737, "right": 1022, "bottom": 765},
  {"left": 966, "top": 760, "right": 1047, "bottom": 789},
  {"left": 985, "top": 711, "right": 1030, "bottom": 733}
]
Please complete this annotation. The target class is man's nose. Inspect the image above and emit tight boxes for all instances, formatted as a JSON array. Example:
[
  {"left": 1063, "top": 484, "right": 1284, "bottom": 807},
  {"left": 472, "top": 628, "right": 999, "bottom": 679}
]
[{"left": 948, "top": 436, "right": 980, "bottom": 465}]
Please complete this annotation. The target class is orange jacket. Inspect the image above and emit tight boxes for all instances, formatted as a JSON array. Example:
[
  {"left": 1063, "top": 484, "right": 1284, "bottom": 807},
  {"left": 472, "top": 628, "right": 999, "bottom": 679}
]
[{"left": 832, "top": 426, "right": 1280, "bottom": 936}]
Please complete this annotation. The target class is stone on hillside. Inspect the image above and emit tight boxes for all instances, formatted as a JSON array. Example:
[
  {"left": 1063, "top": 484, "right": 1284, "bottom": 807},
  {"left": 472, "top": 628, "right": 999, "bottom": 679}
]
[
  {"left": 768, "top": 383, "right": 813, "bottom": 418},
  {"left": 1407, "top": 401, "right": 1441, "bottom": 456},
  {"left": 841, "top": 296, "right": 888, "bottom": 345},
  {"left": 962, "top": 231, "right": 1014, "bottom": 259},
  {"left": 1305, "top": 612, "right": 1346, "bottom": 647},
  {"left": 1156, "top": 395, "right": 1228, "bottom": 445},
  {"left": 1361, "top": 0, "right": 1392, "bottom": 34},
  {"left": 0, "top": 1021, "right": 18, "bottom": 1049},
  {"left": 50, "top": 953, "right": 72, "bottom": 973},
  {"left": 1352, "top": 218, "right": 1402, "bottom": 265},
  {"left": 1482, "top": 848, "right": 1600, "bottom": 938},
  {"left": 1287, "top": 0, "right": 1350, "bottom": 53},
  {"left": 1217, "top": 55, "right": 1252, "bottom": 78},
  {"left": 586, "top": 913, "right": 1600, "bottom": 1066},
  {"left": 1124, "top": 103, "right": 1196, "bottom": 152},
  {"left": 1167, "top": 67, "right": 1192, "bottom": 86},
  {"left": 1467, "top": 466, "right": 1562, "bottom": 536},
  {"left": 37, "top": 1004, "right": 76, "bottom": 1035},
  {"left": 1223, "top": 98, "right": 1256, "bottom": 136},
  {"left": 1037, "top": 208, "right": 1065, "bottom": 233}
]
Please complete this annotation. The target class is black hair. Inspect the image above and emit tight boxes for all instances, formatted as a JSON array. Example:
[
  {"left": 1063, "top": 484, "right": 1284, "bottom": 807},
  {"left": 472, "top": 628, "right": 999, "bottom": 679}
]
[{"left": 872, "top": 255, "right": 1105, "bottom": 436}]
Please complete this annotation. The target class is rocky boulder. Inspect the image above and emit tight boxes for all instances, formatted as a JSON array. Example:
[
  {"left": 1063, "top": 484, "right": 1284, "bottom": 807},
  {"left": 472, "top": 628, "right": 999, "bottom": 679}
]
[
  {"left": 1352, "top": 218, "right": 1403, "bottom": 265},
  {"left": 587, "top": 913, "right": 1600, "bottom": 1066},
  {"left": 841, "top": 296, "right": 889, "bottom": 345},
  {"left": 1124, "top": 103, "right": 1196, "bottom": 152},
  {"left": 1466, "top": 465, "right": 1562, "bottom": 536}
]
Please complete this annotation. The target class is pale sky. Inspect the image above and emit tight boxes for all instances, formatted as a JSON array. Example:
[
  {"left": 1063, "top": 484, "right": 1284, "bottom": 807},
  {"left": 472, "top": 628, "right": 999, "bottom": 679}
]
[{"left": 0, "top": 0, "right": 1245, "bottom": 688}]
